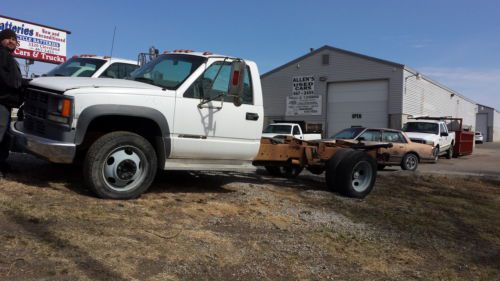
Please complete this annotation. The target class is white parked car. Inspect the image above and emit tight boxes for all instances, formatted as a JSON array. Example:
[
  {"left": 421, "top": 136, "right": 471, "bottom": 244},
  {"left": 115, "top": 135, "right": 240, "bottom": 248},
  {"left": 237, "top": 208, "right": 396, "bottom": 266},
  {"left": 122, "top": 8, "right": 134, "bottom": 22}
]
[{"left": 475, "top": 132, "right": 484, "bottom": 144}]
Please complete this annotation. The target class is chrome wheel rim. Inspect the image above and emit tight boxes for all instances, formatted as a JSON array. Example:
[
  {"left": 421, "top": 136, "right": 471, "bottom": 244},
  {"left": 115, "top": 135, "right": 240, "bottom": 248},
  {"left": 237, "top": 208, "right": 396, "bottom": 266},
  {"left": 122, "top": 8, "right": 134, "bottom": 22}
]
[
  {"left": 406, "top": 155, "right": 418, "bottom": 170},
  {"left": 351, "top": 161, "right": 373, "bottom": 192},
  {"left": 102, "top": 146, "right": 146, "bottom": 192}
]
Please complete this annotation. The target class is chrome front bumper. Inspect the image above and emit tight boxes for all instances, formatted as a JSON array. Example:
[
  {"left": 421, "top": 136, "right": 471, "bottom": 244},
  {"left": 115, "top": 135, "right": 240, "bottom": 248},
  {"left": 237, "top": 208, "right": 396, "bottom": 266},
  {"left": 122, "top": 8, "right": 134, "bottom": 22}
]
[{"left": 10, "top": 122, "right": 76, "bottom": 164}]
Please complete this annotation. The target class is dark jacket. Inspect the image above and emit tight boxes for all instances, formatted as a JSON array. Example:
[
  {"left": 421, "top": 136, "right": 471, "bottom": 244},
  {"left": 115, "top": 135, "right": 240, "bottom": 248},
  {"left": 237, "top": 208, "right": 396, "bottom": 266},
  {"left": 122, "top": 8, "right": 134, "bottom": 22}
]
[{"left": 0, "top": 46, "right": 23, "bottom": 108}]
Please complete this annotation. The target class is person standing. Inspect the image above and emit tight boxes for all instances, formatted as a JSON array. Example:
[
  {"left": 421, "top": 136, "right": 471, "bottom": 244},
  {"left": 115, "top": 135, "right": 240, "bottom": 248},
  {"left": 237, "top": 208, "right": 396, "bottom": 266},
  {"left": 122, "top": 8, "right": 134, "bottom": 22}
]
[{"left": 0, "top": 29, "right": 24, "bottom": 177}]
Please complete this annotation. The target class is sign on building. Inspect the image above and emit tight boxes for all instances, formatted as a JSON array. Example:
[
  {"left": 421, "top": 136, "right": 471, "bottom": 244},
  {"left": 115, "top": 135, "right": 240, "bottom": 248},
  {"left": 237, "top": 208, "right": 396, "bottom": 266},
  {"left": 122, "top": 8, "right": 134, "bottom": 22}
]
[
  {"left": 0, "top": 15, "right": 70, "bottom": 64},
  {"left": 286, "top": 75, "right": 322, "bottom": 116}
]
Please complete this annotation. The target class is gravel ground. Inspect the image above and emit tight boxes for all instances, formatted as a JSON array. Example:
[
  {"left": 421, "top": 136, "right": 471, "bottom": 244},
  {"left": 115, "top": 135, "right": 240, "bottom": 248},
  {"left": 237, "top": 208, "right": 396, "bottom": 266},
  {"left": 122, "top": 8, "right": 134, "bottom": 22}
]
[{"left": 0, "top": 152, "right": 499, "bottom": 281}]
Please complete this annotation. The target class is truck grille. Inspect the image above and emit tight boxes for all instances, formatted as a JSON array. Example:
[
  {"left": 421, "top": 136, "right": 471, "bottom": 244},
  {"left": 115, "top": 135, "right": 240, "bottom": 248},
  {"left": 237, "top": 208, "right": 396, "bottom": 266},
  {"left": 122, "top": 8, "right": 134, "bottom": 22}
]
[{"left": 23, "top": 87, "right": 61, "bottom": 136}]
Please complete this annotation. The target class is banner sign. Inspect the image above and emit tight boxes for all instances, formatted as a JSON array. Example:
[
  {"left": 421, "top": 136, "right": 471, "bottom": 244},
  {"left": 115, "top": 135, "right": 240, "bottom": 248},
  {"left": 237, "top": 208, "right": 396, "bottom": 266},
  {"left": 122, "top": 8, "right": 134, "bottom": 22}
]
[
  {"left": 286, "top": 75, "right": 322, "bottom": 116},
  {"left": 0, "top": 15, "right": 70, "bottom": 64}
]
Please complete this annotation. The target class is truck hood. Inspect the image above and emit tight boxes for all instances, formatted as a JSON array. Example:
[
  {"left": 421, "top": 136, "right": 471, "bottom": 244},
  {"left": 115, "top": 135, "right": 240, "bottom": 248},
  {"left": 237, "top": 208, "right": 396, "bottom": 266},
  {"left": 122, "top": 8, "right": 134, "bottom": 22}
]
[
  {"left": 404, "top": 132, "right": 437, "bottom": 141},
  {"left": 29, "top": 77, "right": 160, "bottom": 92}
]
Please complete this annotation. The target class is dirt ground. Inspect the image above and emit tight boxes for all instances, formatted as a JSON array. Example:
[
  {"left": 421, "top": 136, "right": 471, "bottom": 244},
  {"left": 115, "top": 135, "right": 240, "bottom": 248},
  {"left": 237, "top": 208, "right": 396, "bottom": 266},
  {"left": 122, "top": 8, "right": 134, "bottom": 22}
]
[{"left": 0, "top": 153, "right": 499, "bottom": 281}]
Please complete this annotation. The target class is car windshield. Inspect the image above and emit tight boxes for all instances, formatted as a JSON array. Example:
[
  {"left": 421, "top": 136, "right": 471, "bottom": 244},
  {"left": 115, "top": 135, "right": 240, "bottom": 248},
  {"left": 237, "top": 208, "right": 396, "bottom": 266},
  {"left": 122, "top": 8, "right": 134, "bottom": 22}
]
[
  {"left": 332, "top": 128, "right": 365, "bottom": 139},
  {"left": 263, "top": 125, "right": 292, "bottom": 134},
  {"left": 129, "top": 54, "right": 206, "bottom": 90},
  {"left": 46, "top": 57, "right": 107, "bottom": 77},
  {"left": 403, "top": 122, "right": 439, "bottom": 134}
]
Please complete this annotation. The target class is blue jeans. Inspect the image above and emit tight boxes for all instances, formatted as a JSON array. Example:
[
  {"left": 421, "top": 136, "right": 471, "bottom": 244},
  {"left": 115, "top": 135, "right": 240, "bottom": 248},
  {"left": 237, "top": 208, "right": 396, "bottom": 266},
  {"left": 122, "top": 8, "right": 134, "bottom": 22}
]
[{"left": 0, "top": 104, "right": 11, "bottom": 162}]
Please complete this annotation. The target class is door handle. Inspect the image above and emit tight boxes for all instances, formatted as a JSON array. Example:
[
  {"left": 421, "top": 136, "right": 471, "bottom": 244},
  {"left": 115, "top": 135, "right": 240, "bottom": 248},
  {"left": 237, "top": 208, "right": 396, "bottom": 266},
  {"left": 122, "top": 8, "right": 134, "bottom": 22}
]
[{"left": 246, "top": 112, "right": 259, "bottom": 121}]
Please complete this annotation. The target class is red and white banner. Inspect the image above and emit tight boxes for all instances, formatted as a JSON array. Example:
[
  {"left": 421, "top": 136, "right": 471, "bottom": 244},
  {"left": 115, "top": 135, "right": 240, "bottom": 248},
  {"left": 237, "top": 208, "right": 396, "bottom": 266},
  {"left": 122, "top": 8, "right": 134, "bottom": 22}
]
[{"left": 1, "top": 15, "right": 69, "bottom": 64}]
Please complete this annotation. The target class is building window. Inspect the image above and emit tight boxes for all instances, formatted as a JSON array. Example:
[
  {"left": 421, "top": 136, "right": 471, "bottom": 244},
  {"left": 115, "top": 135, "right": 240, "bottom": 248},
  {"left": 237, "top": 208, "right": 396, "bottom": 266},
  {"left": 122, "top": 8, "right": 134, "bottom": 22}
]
[
  {"left": 322, "top": 54, "right": 330, "bottom": 65},
  {"left": 306, "top": 123, "right": 323, "bottom": 134}
]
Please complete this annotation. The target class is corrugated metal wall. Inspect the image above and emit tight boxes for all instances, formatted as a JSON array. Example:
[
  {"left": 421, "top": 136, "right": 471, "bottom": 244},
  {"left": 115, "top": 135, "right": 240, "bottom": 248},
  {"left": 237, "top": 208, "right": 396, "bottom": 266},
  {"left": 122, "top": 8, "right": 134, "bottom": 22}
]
[
  {"left": 261, "top": 47, "right": 404, "bottom": 131},
  {"left": 261, "top": 46, "right": 479, "bottom": 134},
  {"left": 403, "top": 70, "right": 477, "bottom": 130},
  {"left": 494, "top": 110, "right": 500, "bottom": 142}
]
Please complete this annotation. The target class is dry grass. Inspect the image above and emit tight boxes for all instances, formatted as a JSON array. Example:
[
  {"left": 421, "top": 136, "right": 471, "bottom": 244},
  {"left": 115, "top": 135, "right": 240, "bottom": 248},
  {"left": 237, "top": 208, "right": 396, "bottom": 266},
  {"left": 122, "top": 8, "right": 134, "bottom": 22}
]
[{"left": 0, "top": 154, "right": 499, "bottom": 280}]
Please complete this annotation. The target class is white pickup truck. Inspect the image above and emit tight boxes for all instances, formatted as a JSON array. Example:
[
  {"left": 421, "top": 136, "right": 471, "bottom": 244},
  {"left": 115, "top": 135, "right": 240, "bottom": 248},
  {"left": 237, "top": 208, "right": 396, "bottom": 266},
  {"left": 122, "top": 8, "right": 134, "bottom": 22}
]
[
  {"left": 403, "top": 119, "right": 455, "bottom": 160},
  {"left": 45, "top": 55, "right": 139, "bottom": 79},
  {"left": 262, "top": 123, "right": 322, "bottom": 141},
  {"left": 10, "top": 51, "right": 382, "bottom": 199},
  {"left": 11, "top": 51, "right": 262, "bottom": 199}
]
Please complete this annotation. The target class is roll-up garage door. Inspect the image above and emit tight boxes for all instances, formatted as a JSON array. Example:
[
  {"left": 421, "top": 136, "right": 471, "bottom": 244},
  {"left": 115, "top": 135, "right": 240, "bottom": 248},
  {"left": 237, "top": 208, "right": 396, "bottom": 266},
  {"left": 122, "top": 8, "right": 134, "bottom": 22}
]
[
  {"left": 327, "top": 80, "right": 389, "bottom": 137},
  {"left": 476, "top": 113, "right": 488, "bottom": 141}
]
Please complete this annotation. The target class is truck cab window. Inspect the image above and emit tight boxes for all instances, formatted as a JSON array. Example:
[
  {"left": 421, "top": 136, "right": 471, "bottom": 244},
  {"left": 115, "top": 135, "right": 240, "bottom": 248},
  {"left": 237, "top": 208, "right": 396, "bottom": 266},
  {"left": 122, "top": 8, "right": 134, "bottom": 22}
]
[
  {"left": 293, "top": 126, "right": 301, "bottom": 135},
  {"left": 100, "top": 63, "right": 139, "bottom": 79},
  {"left": 440, "top": 123, "right": 447, "bottom": 134},
  {"left": 130, "top": 54, "right": 206, "bottom": 90},
  {"left": 185, "top": 61, "right": 253, "bottom": 104},
  {"left": 46, "top": 57, "right": 106, "bottom": 77}
]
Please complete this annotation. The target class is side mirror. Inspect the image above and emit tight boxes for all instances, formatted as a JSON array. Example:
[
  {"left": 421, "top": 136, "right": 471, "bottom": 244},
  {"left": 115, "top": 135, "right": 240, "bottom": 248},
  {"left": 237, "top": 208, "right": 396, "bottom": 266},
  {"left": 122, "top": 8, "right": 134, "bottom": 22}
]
[
  {"left": 357, "top": 137, "right": 365, "bottom": 142},
  {"left": 228, "top": 60, "right": 246, "bottom": 107},
  {"left": 440, "top": 132, "right": 449, "bottom": 137}
]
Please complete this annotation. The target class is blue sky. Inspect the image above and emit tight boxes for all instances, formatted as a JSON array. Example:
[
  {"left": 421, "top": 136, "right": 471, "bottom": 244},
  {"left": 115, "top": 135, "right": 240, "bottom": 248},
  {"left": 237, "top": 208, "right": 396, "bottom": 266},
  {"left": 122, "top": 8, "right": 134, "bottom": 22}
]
[{"left": 4, "top": 0, "right": 500, "bottom": 110}]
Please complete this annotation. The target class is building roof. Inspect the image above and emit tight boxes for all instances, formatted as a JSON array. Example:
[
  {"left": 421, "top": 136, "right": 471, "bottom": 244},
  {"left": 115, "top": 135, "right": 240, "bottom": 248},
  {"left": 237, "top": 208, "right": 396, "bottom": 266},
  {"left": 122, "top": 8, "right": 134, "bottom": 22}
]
[{"left": 261, "top": 45, "right": 404, "bottom": 78}]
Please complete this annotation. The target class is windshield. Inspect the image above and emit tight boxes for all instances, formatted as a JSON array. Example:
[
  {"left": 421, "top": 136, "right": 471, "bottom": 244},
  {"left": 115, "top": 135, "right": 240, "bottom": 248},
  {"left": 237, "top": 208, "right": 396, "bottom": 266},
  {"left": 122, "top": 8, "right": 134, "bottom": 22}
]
[
  {"left": 403, "top": 122, "right": 439, "bottom": 134},
  {"left": 46, "top": 57, "right": 106, "bottom": 77},
  {"left": 129, "top": 54, "right": 206, "bottom": 90},
  {"left": 263, "top": 125, "right": 292, "bottom": 134},
  {"left": 332, "top": 128, "right": 365, "bottom": 139}
]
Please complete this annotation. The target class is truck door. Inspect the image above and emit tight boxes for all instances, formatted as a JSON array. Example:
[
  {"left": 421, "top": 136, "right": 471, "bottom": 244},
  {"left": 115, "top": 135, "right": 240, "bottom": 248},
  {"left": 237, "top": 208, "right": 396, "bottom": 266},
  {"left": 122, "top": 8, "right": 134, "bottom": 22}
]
[
  {"left": 293, "top": 125, "right": 303, "bottom": 139},
  {"left": 172, "top": 60, "right": 263, "bottom": 160},
  {"left": 439, "top": 123, "right": 449, "bottom": 149}
]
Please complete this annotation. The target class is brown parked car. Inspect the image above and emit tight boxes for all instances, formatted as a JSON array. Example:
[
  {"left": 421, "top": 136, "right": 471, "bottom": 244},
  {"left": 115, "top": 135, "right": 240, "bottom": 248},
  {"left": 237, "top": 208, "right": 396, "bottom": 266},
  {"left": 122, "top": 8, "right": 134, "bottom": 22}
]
[{"left": 332, "top": 127, "right": 436, "bottom": 171}]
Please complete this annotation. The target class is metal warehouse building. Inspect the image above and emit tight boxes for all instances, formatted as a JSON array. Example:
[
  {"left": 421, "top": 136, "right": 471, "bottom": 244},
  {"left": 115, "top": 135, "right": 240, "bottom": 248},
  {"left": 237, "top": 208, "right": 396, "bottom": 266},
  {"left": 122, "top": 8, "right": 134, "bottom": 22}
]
[
  {"left": 476, "top": 105, "right": 500, "bottom": 142},
  {"left": 261, "top": 45, "right": 479, "bottom": 137}
]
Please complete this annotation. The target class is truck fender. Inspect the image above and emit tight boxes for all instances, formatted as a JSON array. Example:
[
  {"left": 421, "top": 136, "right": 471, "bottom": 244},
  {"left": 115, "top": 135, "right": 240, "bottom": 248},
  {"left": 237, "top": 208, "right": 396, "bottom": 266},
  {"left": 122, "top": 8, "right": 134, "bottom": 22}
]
[{"left": 75, "top": 104, "right": 171, "bottom": 157}]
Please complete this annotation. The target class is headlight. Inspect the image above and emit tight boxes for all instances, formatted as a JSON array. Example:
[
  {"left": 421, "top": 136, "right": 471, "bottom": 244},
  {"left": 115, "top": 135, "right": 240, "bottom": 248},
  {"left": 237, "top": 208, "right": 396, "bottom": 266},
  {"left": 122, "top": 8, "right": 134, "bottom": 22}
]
[
  {"left": 48, "top": 98, "right": 72, "bottom": 124},
  {"left": 425, "top": 140, "right": 434, "bottom": 145}
]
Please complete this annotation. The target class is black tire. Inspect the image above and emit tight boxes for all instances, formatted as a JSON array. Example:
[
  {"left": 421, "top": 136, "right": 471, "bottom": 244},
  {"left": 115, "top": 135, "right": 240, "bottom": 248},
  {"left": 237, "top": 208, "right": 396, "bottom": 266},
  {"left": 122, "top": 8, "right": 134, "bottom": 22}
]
[
  {"left": 400, "top": 153, "right": 419, "bottom": 171},
  {"left": 307, "top": 166, "right": 324, "bottom": 175},
  {"left": 335, "top": 150, "right": 377, "bottom": 198},
  {"left": 83, "top": 131, "right": 158, "bottom": 199},
  {"left": 325, "top": 148, "right": 354, "bottom": 191},
  {"left": 377, "top": 164, "right": 386, "bottom": 171},
  {"left": 264, "top": 165, "right": 303, "bottom": 178},
  {"left": 433, "top": 146, "right": 440, "bottom": 162},
  {"left": 265, "top": 166, "right": 281, "bottom": 176},
  {"left": 282, "top": 165, "right": 304, "bottom": 178},
  {"left": 446, "top": 144, "right": 453, "bottom": 159}
]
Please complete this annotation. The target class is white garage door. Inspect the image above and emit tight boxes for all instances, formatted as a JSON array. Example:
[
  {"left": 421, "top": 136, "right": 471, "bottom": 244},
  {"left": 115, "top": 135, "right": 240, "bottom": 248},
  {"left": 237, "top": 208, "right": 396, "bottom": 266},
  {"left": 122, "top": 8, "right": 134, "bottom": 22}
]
[
  {"left": 476, "top": 113, "right": 488, "bottom": 141},
  {"left": 327, "top": 80, "right": 389, "bottom": 136}
]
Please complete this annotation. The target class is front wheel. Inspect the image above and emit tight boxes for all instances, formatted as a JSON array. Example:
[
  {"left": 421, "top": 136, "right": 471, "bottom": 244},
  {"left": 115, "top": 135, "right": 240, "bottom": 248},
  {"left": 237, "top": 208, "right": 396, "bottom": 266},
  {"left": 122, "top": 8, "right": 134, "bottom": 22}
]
[
  {"left": 83, "top": 131, "right": 158, "bottom": 199},
  {"left": 433, "top": 146, "right": 440, "bottom": 162}
]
